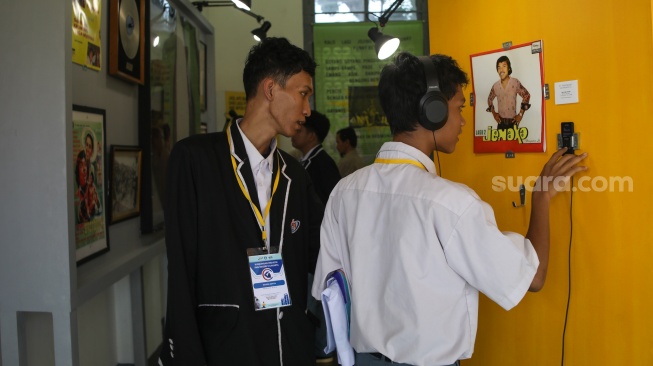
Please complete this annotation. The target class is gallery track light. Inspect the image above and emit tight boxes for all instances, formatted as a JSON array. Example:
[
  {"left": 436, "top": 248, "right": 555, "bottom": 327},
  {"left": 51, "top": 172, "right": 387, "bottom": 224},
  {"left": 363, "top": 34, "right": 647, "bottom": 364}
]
[
  {"left": 367, "top": 0, "right": 404, "bottom": 60},
  {"left": 190, "top": 0, "right": 269, "bottom": 40},
  {"left": 192, "top": 1, "right": 233, "bottom": 12},
  {"left": 251, "top": 21, "right": 271, "bottom": 42},
  {"left": 191, "top": 0, "right": 251, "bottom": 12},
  {"left": 231, "top": 0, "right": 251, "bottom": 10},
  {"left": 368, "top": 27, "right": 400, "bottom": 60}
]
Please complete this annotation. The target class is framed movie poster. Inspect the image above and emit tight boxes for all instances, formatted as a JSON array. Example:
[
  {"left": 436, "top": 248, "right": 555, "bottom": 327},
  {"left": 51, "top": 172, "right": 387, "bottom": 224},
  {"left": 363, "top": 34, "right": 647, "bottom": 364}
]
[
  {"left": 470, "top": 40, "right": 545, "bottom": 153},
  {"left": 72, "top": 105, "right": 110, "bottom": 265},
  {"left": 108, "top": 0, "right": 145, "bottom": 84},
  {"left": 109, "top": 145, "right": 142, "bottom": 224},
  {"left": 72, "top": 0, "right": 103, "bottom": 70}
]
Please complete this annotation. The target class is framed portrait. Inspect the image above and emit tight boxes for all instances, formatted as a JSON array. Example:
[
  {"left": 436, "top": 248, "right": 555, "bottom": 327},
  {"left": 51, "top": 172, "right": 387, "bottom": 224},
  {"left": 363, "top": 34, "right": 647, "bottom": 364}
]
[
  {"left": 470, "top": 40, "right": 545, "bottom": 153},
  {"left": 109, "top": 145, "right": 142, "bottom": 224},
  {"left": 72, "top": 105, "right": 110, "bottom": 265},
  {"left": 108, "top": 0, "right": 145, "bottom": 84}
]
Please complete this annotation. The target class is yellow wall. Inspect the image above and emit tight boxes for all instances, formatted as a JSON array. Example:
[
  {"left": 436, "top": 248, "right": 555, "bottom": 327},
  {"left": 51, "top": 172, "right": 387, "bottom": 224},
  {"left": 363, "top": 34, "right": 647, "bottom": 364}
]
[{"left": 429, "top": 1, "right": 653, "bottom": 364}]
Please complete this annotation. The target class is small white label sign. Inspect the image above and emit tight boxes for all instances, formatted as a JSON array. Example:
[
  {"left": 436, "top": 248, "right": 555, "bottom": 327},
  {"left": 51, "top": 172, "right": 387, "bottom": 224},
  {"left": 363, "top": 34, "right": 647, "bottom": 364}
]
[{"left": 554, "top": 80, "right": 579, "bottom": 105}]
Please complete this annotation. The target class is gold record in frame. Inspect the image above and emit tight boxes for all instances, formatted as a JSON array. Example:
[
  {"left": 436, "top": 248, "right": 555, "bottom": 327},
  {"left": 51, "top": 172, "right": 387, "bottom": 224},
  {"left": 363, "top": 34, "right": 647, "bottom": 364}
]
[
  {"left": 109, "top": 0, "right": 145, "bottom": 84},
  {"left": 119, "top": 0, "right": 140, "bottom": 59}
]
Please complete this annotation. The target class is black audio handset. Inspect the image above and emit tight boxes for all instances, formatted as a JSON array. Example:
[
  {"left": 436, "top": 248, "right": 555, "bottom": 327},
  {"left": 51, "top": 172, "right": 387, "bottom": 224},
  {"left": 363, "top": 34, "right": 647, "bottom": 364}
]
[{"left": 561, "top": 122, "right": 575, "bottom": 155}]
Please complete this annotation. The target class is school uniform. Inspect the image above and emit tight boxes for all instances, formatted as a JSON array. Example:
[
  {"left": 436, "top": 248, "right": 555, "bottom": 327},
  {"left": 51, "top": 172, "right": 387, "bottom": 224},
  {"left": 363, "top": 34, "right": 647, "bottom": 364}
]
[
  {"left": 159, "top": 121, "right": 323, "bottom": 366},
  {"left": 300, "top": 144, "right": 341, "bottom": 205},
  {"left": 313, "top": 142, "right": 538, "bottom": 365}
]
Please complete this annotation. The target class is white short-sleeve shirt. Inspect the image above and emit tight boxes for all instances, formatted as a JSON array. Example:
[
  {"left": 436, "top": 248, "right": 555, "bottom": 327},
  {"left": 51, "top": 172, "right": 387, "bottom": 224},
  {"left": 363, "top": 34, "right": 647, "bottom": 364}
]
[{"left": 312, "top": 141, "right": 538, "bottom": 366}]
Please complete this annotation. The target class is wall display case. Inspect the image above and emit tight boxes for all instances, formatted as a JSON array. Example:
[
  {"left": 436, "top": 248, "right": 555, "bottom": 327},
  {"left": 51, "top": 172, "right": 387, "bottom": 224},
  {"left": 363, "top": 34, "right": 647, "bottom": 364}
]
[{"left": 140, "top": 0, "right": 215, "bottom": 234}]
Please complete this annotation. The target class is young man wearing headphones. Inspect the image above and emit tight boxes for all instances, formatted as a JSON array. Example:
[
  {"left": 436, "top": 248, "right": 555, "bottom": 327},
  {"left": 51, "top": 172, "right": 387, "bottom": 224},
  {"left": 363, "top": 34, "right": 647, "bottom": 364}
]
[{"left": 312, "top": 52, "right": 587, "bottom": 366}]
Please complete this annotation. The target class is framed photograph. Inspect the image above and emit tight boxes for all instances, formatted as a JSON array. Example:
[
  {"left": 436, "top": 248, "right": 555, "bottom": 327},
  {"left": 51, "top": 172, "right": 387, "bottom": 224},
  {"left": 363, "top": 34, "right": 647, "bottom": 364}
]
[
  {"left": 470, "top": 40, "right": 545, "bottom": 153},
  {"left": 109, "top": 145, "right": 142, "bottom": 224},
  {"left": 72, "top": 105, "right": 110, "bottom": 265},
  {"left": 108, "top": 0, "right": 145, "bottom": 84}
]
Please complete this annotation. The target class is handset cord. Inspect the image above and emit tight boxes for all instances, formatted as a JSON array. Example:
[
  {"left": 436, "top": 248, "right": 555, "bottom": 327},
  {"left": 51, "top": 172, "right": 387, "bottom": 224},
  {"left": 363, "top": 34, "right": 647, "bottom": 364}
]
[
  {"left": 432, "top": 131, "right": 442, "bottom": 177},
  {"left": 561, "top": 176, "right": 574, "bottom": 365}
]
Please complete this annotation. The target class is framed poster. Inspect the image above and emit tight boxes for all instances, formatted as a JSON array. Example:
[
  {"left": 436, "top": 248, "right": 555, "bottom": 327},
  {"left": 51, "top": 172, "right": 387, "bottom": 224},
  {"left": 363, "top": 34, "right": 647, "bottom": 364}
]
[
  {"left": 72, "top": 0, "right": 103, "bottom": 70},
  {"left": 109, "top": 145, "right": 142, "bottom": 224},
  {"left": 72, "top": 105, "right": 110, "bottom": 265},
  {"left": 470, "top": 40, "right": 545, "bottom": 153},
  {"left": 108, "top": 0, "right": 145, "bottom": 84}
]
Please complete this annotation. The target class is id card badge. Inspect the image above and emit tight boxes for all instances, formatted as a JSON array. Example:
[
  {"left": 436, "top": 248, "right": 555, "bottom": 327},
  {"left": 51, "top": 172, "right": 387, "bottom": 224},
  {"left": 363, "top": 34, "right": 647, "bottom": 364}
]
[{"left": 247, "top": 246, "right": 292, "bottom": 311}]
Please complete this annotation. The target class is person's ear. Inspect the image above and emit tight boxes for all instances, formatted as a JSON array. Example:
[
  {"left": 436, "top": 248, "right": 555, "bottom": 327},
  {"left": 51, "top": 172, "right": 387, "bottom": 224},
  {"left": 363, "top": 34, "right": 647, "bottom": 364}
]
[{"left": 262, "top": 78, "right": 275, "bottom": 100}]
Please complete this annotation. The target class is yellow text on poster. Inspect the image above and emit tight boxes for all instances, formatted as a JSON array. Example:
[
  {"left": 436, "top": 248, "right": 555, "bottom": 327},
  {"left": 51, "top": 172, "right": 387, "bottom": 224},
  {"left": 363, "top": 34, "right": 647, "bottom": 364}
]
[
  {"left": 225, "top": 91, "right": 247, "bottom": 121},
  {"left": 72, "top": 0, "right": 102, "bottom": 70}
]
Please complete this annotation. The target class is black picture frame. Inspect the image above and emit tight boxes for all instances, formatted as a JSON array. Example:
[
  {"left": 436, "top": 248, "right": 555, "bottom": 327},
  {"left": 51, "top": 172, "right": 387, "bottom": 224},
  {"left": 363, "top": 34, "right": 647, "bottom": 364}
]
[
  {"left": 139, "top": 0, "right": 207, "bottom": 233},
  {"left": 199, "top": 40, "right": 207, "bottom": 112},
  {"left": 72, "top": 104, "right": 110, "bottom": 265},
  {"left": 139, "top": 0, "right": 166, "bottom": 234},
  {"left": 109, "top": 145, "right": 143, "bottom": 224}
]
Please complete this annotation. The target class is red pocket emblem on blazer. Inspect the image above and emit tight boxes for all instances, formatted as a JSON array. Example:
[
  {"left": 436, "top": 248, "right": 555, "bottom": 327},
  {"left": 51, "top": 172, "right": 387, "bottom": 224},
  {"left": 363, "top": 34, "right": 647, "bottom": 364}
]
[{"left": 290, "top": 219, "right": 300, "bottom": 234}]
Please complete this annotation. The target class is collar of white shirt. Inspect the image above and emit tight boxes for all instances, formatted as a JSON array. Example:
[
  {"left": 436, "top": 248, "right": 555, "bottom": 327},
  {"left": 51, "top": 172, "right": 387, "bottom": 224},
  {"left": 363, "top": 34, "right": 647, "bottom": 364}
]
[
  {"left": 236, "top": 120, "right": 277, "bottom": 177},
  {"left": 300, "top": 144, "right": 320, "bottom": 164},
  {"left": 376, "top": 141, "right": 437, "bottom": 175}
]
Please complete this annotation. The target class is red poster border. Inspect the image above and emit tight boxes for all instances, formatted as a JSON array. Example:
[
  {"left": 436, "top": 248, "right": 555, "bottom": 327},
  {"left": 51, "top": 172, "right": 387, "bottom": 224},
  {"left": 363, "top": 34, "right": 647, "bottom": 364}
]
[{"left": 470, "top": 41, "right": 545, "bottom": 154}]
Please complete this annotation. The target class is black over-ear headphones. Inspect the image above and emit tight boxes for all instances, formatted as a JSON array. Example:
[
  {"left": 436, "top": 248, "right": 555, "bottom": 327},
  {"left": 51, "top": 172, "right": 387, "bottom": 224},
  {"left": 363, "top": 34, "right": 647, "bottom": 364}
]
[{"left": 418, "top": 56, "right": 448, "bottom": 131}]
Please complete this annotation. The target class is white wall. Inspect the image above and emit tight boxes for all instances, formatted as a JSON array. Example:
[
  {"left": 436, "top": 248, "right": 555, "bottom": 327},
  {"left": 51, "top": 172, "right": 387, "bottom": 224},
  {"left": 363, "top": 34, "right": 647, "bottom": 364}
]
[
  {"left": 0, "top": 0, "right": 75, "bottom": 364},
  {"left": 0, "top": 0, "right": 162, "bottom": 364}
]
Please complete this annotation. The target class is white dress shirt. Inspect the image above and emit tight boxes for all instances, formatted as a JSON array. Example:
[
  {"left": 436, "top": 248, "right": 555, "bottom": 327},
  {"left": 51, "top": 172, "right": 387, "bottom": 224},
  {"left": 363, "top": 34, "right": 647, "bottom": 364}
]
[
  {"left": 299, "top": 144, "right": 320, "bottom": 168},
  {"left": 312, "top": 141, "right": 538, "bottom": 366},
  {"left": 237, "top": 121, "right": 276, "bottom": 248}
]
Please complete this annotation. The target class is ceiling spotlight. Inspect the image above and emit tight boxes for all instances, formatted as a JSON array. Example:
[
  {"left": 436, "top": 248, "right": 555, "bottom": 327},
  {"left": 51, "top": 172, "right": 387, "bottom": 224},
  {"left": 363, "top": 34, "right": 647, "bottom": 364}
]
[
  {"left": 231, "top": 0, "right": 251, "bottom": 10},
  {"left": 368, "top": 27, "right": 400, "bottom": 60},
  {"left": 367, "top": 0, "right": 404, "bottom": 60},
  {"left": 251, "top": 21, "right": 271, "bottom": 42}
]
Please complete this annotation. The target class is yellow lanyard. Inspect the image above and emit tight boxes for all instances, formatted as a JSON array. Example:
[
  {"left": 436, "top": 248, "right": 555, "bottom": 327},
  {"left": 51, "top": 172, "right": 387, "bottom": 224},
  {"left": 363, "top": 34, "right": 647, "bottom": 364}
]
[
  {"left": 374, "top": 158, "right": 427, "bottom": 171},
  {"left": 227, "top": 126, "right": 281, "bottom": 243}
]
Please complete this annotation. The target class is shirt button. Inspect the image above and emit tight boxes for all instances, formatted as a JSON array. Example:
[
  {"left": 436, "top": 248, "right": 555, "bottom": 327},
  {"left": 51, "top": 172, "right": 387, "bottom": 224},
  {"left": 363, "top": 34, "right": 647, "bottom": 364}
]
[{"left": 278, "top": 311, "right": 284, "bottom": 319}]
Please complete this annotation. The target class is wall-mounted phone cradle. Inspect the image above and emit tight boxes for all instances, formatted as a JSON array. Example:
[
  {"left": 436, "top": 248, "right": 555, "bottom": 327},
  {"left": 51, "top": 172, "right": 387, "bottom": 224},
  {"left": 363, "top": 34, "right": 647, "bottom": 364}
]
[
  {"left": 512, "top": 184, "right": 526, "bottom": 208},
  {"left": 557, "top": 121, "right": 580, "bottom": 154}
]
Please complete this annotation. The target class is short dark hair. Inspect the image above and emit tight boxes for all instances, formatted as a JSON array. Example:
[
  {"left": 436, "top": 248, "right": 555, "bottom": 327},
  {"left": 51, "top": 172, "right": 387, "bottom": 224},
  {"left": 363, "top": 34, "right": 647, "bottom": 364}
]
[
  {"left": 303, "top": 110, "right": 330, "bottom": 142},
  {"left": 243, "top": 37, "right": 317, "bottom": 100},
  {"left": 496, "top": 55, "right": 512, "bottom": 75},
  {"left": 378, "top": 52, "right": 468, "bottom": 135},
  {"left": 337, "top": 127, "right": 357, "bottom": 148}
]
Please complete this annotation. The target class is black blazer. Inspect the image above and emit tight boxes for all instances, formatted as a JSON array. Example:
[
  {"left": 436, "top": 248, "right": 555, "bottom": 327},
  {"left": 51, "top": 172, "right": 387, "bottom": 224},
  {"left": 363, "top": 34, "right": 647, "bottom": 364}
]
[
  {"left": 302, "top": 145, "right": 341, "bottom": 205},
  {"left": 159, "top": 122, "right": 323, "bottom": 366}
]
